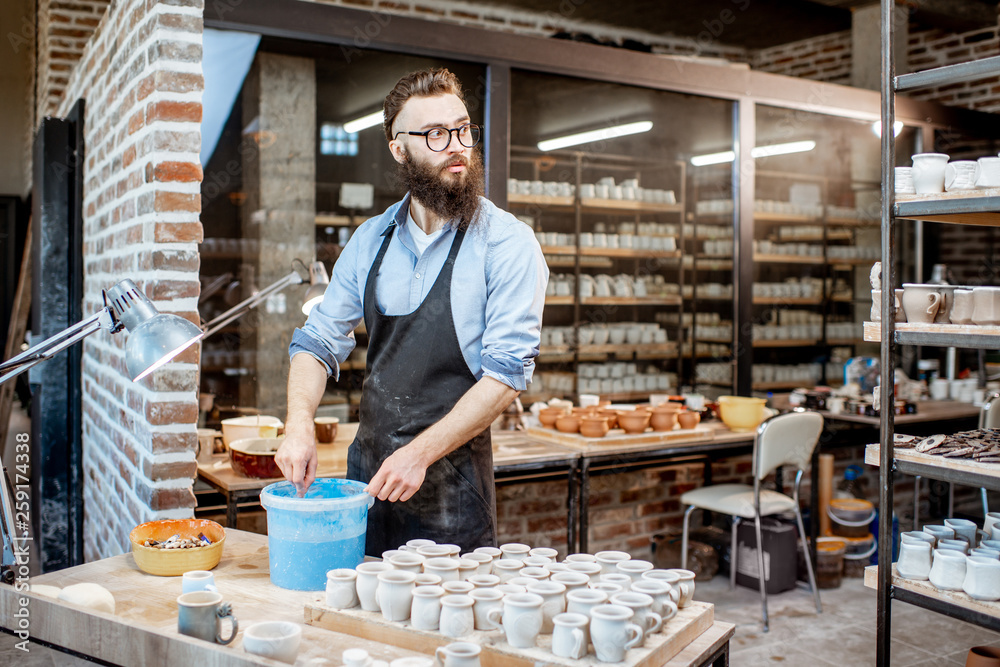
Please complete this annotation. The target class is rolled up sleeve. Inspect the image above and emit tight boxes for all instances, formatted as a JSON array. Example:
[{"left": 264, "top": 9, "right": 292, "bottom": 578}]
[
  {"left": 480, "top": 219, "right": 548, "bottom": 391},
  {"left": 288, "top": 230, "right": 365, "bottom": 380}
]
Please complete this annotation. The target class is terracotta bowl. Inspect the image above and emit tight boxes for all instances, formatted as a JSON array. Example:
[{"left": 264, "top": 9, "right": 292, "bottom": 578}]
[
  {"left": 616, "top": 410, "right": 651, "bottom": 434},
  {"left": 650, "top": 409, "right": 678, "bottom": 432},
  {"left": 555, "top": 414, "right": 581, "bottom": 433},
  {"left": 129, "top": 519, "right": 226, "bottom": 576},
  {"left": 539, "top": 408, "right": 564, "bottom": 428},
  {"left": 653, "top": 402, "right": 682, "bottom": 413},
  {"left": 229, "top": 436, "right": 284, "bottom": 479},
  {"left": 579, "top": 416, "right": 610, "bottom": 438},
  {"left": 597, "top": 409, "right": 619, "bottom": 429},
  {"left": 678, "top": 410, "right": 701, "bottom": 430}
]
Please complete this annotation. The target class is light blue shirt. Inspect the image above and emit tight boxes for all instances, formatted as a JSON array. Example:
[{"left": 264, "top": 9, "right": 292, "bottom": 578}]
[{"left": 290, "top": 195, "right": 548, "bottom": 391}]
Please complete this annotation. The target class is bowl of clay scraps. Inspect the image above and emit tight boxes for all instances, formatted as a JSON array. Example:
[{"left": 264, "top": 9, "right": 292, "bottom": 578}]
[{"left": 129, "top": 519, "right": 226, "bottom": 576}]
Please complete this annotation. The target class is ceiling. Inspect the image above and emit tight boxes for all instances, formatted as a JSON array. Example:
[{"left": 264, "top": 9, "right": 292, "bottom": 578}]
[{"left": 462, "top": 0, "right": 1000, "bottom": 49}]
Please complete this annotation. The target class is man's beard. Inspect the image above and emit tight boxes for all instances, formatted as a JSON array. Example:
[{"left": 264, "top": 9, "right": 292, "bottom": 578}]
[{"left": 398, "top": 148, "right": 484, "bottom": 230}]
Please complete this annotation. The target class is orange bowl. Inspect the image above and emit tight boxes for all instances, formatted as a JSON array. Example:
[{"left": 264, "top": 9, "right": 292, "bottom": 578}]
[{"left": 129, "top": 519, "right": 226, "bottom": 576}]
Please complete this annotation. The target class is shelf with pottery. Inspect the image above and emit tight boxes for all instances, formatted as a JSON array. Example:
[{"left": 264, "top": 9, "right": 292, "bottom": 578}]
[
  {"left": 754, "top": 253, "right": 825, "bottom": 265},
  {"left": 894, "top": 190, "right": 1000, "bottom": 227},
  {"left": 545, "top": 296, "right": 684, "bottom": 307},
  {"left": 536, "top": 245, "right": 681, "bottom": 260},
  {"left": 508, "top": 193, "right": 576, "bottom": 209},
  {"left": 508, "top": 193, "right": 683, "bottom": 216},
  {"left": 770, "top": 230, "right": 855, "bottom": 242},
  {"left": 753, "top": 380, "right": 816, "bottom": 391},
  {"left": 545, "top": 255, "right": 614, "bottom": 269},
  {"left": 865, "top": 443, "right": 1000, "bottom": 493},
  {"left": 752, "top": 338, "right": 821, "bottom": 348},
  {"left": 578, "top": 342, "right": 679, "bottom": 357},
  {"left": 863, "top": 321, "right": 1000, "bottom": 349},
  {"left": 824, "top": 216, "right": 878, "bottom": 227},
  {"left": 863, "top": 565, "right": 1000, "bottom": 631}
]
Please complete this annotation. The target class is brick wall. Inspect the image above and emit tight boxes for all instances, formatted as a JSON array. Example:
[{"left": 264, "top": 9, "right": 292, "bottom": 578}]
[
  {"left": 52, "top": 0, "right": 204, "bottom": 561},
  {"left": 908, "top": 26, "right": 1000, "bottom": 113},
  {"left": 752, "top": 30, "right": 852, "bottom": 86},
  {"left": 37, "top": 1, "right": 111, "bottom": 122}
]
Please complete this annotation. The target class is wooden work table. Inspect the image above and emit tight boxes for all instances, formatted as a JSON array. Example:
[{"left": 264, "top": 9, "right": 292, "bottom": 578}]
[
  {"left": 0, "top": 529, "right": 734, "bottom": 667},
  {"left": 818, "top": 399, "right": 981, "bottom": 428}
]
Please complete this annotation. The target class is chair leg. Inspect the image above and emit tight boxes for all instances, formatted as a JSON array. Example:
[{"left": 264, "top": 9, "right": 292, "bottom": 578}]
[
  {"left": 982, "top": 487, "right": 989, "bottom": 519},
  {"left": 731, "top": 517, "right": 741, "bottom": 590},
  {"left": 681, "top": 505, "right": 695, "bottom": 570},
  {"left": 794, "top": 504, "right": 822, "bottom": 614},
  {"left": 753, "top": 512, "right": 769, "bottom": 632},
  {"left": 914, "top": 475, "right": 921, "bottom": 532}
]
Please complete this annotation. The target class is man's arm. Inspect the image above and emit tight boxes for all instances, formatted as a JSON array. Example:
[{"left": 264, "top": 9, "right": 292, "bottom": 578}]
[
  {"left": 275, "top": 353, "right": 328, "bottom": 496},
  {"left": 365, "top": 376, "right": 518, "bottom": 502}
]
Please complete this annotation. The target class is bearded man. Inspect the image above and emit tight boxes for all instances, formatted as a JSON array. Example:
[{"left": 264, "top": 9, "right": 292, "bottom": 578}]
[{"left": 276, "top": 68, "right": 548, "bottom": 554}]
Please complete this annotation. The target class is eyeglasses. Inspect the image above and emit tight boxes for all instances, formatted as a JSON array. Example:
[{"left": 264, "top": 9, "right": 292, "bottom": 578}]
[{"left": 394, "top": 123, "right": 482, "bottom": 152}]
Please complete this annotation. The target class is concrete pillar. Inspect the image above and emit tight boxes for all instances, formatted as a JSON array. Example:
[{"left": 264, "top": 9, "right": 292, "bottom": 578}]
[
  {"left": 241, "top": 53, "right": 316, "bottom": 412},
  {"left": 852, "top": 3, "right": 909, "bottom": 91}
]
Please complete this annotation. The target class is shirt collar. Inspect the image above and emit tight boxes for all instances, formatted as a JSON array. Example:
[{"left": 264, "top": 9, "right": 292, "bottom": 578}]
[{"left": 381, "top": 192, "right": 459, "bottom": 236}]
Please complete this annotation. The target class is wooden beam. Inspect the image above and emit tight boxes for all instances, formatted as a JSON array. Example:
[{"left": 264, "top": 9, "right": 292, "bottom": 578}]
[{"left": 810, "top": 0, "right": 998, "bottom": 32}]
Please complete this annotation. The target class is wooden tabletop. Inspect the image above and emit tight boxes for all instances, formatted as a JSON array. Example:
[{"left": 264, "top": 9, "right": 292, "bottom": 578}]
[
  {"left": 198, "top": 424, "right": 582, "bottom": 493},
  {"left": 0, "top": 529, "right": 425, "bottom": 666},
  {"left": 818, "top": 399, "right": 980, "bottom": 427},
  {"left": 528, "top": 421, "right": 755, "bottom": 457}
]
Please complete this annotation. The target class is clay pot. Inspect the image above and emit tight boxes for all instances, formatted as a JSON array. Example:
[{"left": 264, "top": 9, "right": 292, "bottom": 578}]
[
  {"left": 555, "top": 414, "right": 581, "bottom": 434},
  {"left": 597, "top": 409, "right": 619, "bottom": 430},
  {"left": 539, "top": 408, "right": 564, "bottom": 428},
  {"left": 966, "top": 646, "right": 1000, "bottom": 667},
  {"left": 654, "top": 402, "right": 682, "bottom": 413},
  {"left": 650, "top": 409, "right": 678, "bottom": 432},
  {"left": 617, "top": 410, "right": 651, "bottom": 434},
  {"left": 579, "top": 416, "right": 610, "bottom": 439},
  {"left": 677, "top": 410, "right": 701, "bottom": 430}
]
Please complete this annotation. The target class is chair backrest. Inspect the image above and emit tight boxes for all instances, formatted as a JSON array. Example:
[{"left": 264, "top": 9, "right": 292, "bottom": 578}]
[
  {"left": 981, "top": 392, "right": 1000, "bottom": 429},
  {"left": 753, "top": 410, "right": 825, "bottom": 481}
]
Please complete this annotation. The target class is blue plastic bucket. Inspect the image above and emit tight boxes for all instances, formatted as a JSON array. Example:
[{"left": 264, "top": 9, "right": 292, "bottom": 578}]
[{"left": 260, "top": 479, "right": 373, "bottom": 591}]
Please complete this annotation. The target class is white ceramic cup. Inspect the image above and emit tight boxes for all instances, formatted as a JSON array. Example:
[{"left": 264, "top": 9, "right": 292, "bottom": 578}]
[
  {"left": 984, "top": 513, "right": 1000, "bottom": 542},
  {"left": 466, "top": 574, "right": 499, "bottom": 589},
  {"left": 590, "top": 603, "right": 643, "bottom": 663},
  {"left": 460, "top": 552, "right": 494, "bottom": 575},
  {"left": 938, "top": 538, "right": 970, "bottom": 555},
  {"left": 945, "top": 160, "right": 978, "bottom": 191},
  {"left": 410, "top": 585, "right": 445, "bottom": 631},
  {"left": 552, "top": 612, "right": 589, "bottom": 660},
  {"left": 566, "top": 561, "right": 602, "bottom": 582},
  {"left": 526, "top": 580, "right": 566, "bottom": 634},
  {"left": 326, "top": 568, "right": 359, "bottom": 609},
  {"left": 473, "top": 546, "right": 501, "bottom": 562},
  {"left": 976, "top": 157, "right": 1000, "bottom": 188},
  {"left": 434, "top": 642, "right": 481, "bottom": 667},
  {"left": 963, "top": 557, "right": 1000, "bottom": 601},
  {"left": 182, "top": 570, "right": 219, "bottom": 594},
  {"left": 486, "top": 592, "right": 544, "bottom": 649},
  {"left": 894, "top": 166, "right": 915, "bottom": 194},
  {"left": 610, "top": 592, "right": 662, "bottom": 645},
  {"left": 416, "top": 573, "right": 443, "bottom": 587},
  {"left": 424, "top": 557, "right": 460, "bottom": 583},
  {"left": 242, "top": 621, "right": 302, "bottom": 664},
  {"left": 500, "top": 543, "right": 531, "bottom": 561},
  {"left": 896, "top": 540, "right": 932, "bottom": 581},
  {"left": 439, "top": 595, "right": 475, "bottom": 638},
  {"left": 530, "top": 547, "right": 559, "bottom": 560},
  {"left": 550, "top": 571, "right": 590, "bottom": 594},
  {"left": 922, "top": 524, "right": 955, "bottom": 548},
  {"left": 356, "top": 562, "right": 392, "bottom": 612},
  {"left": 928, "top": 548, "right": 967, "bottom": 591},
  {"left": 469, "top": 587, "right": 504, "bottom": 631},
  {"left": 629, "top": 579, "right": 679, "bottom": 623},
  {"left": 389, "top": 552, "right": 426, "bottom": 574},
  {"left": 442, "top": 581, "right": 475, "bottom": 596},
  {"left": 952, "top": 289, "right": 976, "bottom": 325},
  {"left": 493, "top": 559, "right": 524, "bottom": 583},
  {"left": 376, "top": 570, "right": 417, "bottom": 622},
  {"left": 946, "top": 518, "right": 981, "bottom": 546},
  {"left": 595, "top": 550, "right": 631, "bottom": 575},
  {"left": 912, "top": 153, "right": 949, "bottom": 194},
  {"left": 667, "top": 569, "right": 696, "bottom": 608},
  {"left": 616, "top": 559, "right": 654, "bottom": 582}
]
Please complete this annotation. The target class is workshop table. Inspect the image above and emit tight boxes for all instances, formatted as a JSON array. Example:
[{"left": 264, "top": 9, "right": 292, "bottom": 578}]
[
  {"left": 196, "top": 424, "right": 582, "bottom": 548},
  {"left": 0, "top": 529, "right": 735, "bottom": 667}
]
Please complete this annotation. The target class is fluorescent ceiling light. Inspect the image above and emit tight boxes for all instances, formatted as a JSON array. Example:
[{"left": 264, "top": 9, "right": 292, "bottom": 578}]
[
  {"left": 537, "top": 121, "right": 653, "bottom": 152},
  {"left": 690, "top": 140, "right": 817, "bottom": 166},
  {"left": 871, "top": 120, "right": 904, "bottom": 138},
  {"left": 691, "top": 151, "right": 735, "bottom": 167},
  {"left": 343, "top": 110, "right": 384, "bottom": 134}
]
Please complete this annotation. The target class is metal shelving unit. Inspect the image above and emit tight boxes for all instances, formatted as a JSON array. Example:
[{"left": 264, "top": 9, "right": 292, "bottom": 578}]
[{"left": 875, "top": 1, "right": 1000, "bottom": 662}]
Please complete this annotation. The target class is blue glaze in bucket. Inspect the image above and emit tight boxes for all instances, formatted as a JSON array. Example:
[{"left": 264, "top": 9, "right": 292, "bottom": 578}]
[{"left": 260, "top": 479, "right": 373, "bottom": 591}]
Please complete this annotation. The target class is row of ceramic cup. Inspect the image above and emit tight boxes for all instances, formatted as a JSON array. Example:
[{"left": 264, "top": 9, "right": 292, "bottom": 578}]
[
  {"left": 548, "top": 273, "right": 674, "bottom": 299},
  {"left": 683, "top": 283, "right": 734, "bottom": 299},
  {"left": 897, "top": 517, "right": 1000, "bottom": 599},
  {"left": 507, "top": 177, "right": 676, "bottom": 204},
  {"left": 896, "top": 155, "right": 1000, "bottom": 195},
  {"left": 326, "top": 541, "right": 697, "bottom": 662},
  {"left": 178, "top": 570, "right": 301, "bottom": 663},
  {"left": 872, "top": 284, "right": 1000, "bottom": 326},
  {"left": 751, "top": 281, "right": 825, "bottom": 299},
  {"left": 535, "top": 231, "right": 678, "bottom": 252},
  {"left": 695, "top": 199, "right": 870, "bottom": 220}
]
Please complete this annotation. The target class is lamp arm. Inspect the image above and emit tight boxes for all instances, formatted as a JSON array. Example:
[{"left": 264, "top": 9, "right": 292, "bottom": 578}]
[
  {"left": 0, "top": 309, "right": 116, "bottom": 385},
  {"left": 201, "top": 269, "right": 304, "bottom": 339}
]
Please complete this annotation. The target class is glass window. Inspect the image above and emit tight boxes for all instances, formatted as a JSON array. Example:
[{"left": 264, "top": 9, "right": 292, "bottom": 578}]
[{"left": 509, "top": 70, "right": 735, "bottom": 400}]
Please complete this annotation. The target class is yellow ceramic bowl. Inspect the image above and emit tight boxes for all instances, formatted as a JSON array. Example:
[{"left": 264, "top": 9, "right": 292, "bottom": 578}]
[
  {"left": 129, "top": 519, "right": 226, "bottom": 576},
  {"left": 716, "top": 396, "right": 768, "bottom": 432},
  {"left": 221, "top": 416, "right": 283, "bottom": 447}
]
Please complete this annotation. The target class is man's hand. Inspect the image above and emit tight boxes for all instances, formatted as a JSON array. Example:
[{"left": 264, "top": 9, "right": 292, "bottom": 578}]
[
  {"left": 366, "top": 447, "right": 429, "bottom": 502},
  {"left": 275, "top": 429, "right": 318, "bottom": 497}
]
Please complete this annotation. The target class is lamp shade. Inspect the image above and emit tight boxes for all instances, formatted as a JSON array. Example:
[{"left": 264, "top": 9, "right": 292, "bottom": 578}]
[
  {"left": 301, "top": 261, "right": 330, "bottom": 316},
  {"left": 106, "top": 279, "right": 204, "bottom": 380}
]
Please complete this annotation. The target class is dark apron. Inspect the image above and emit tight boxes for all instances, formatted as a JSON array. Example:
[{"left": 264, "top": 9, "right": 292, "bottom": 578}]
[{"left": 347, "top": 224, "right": 497, "bottom": 556}]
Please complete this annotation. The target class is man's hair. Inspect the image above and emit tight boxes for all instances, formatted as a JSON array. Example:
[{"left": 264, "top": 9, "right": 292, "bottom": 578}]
[{"left": 383, "top": 68, "right": 465, "bottom": 142}]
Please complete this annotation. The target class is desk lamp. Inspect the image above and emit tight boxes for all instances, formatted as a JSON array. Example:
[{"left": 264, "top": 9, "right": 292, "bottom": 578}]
[{"left": 0, "top": 279, "right": 204, "bottom": 583}]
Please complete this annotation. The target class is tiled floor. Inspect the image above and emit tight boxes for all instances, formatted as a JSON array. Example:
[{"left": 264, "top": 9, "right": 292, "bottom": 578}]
[{"left": 706, "top": 573, "right": 1000, "bottom": 666}]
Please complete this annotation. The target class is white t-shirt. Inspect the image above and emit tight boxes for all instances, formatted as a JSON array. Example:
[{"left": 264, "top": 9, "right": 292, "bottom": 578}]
[{"left": 406, "top": 211, "right": 447, "bottom": 257}]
